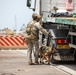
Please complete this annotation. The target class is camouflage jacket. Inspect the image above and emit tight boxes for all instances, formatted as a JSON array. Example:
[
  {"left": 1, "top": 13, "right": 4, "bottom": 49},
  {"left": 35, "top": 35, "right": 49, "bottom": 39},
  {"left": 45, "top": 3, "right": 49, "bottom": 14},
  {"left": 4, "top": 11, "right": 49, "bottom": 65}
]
[{"left": 26, "top": 20, "right": 49, "bottom": 40}]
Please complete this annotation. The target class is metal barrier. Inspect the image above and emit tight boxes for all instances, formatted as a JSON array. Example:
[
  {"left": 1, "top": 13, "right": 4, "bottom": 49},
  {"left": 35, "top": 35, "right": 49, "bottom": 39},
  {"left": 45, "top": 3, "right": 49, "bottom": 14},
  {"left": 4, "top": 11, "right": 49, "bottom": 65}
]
[{"left": 0, "top": 35, "right": 28, "bottom": 49}]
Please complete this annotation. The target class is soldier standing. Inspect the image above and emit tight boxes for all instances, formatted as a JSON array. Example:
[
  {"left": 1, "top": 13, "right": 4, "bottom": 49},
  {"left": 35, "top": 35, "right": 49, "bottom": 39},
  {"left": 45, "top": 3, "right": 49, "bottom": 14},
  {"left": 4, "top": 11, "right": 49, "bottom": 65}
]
[{"left": 26, "top": 13, "right": 51, "bottom": 65}]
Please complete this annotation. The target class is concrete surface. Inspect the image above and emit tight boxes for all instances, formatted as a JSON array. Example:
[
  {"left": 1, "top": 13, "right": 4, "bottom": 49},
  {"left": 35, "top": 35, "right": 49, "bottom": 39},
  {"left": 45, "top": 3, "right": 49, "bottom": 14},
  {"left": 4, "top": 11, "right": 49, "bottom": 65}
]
[{"left": 0, "top": 50, "right": 69, "bottom": 75}]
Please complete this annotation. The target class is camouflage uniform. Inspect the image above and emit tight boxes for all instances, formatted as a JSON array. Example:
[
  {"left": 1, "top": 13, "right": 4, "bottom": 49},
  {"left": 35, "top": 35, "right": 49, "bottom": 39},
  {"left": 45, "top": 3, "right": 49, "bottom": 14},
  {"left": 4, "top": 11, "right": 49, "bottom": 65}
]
[
  {"left": 27, "top": 20, "right": 49, "bottom": 64},
  {"left": 26, "top": 13, "right": 49, "bottom": 64}
]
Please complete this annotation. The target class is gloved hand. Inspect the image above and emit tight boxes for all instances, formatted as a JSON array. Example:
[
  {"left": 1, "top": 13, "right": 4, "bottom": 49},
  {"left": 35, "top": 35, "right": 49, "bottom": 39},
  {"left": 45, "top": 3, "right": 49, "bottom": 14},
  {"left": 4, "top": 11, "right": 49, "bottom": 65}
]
[{"left": 48, "top": 33, "right": 53, "bottom": 38}]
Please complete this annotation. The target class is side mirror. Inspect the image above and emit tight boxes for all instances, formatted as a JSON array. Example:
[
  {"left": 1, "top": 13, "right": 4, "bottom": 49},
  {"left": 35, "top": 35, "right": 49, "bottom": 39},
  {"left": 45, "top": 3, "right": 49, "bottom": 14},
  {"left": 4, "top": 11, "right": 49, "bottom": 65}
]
[
  {"left": 26, "top": 0, "right": 36, "bottom": 12},
  {"left": 27, "top": 0, "right": 31, "bottom": 7}
]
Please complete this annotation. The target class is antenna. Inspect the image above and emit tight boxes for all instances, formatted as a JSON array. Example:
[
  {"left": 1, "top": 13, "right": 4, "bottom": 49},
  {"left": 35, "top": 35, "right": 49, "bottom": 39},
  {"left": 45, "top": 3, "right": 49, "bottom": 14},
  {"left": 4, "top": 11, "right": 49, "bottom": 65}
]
[{"left": 14, "top": 15, "right": 17, "bottom": 32}]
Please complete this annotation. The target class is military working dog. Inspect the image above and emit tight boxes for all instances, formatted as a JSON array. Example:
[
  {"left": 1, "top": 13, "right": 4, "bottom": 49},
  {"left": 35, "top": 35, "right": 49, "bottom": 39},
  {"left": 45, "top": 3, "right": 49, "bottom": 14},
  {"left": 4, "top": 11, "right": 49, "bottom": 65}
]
[{"left": 39, "top": 45, "right": 57, "bottom": 64}]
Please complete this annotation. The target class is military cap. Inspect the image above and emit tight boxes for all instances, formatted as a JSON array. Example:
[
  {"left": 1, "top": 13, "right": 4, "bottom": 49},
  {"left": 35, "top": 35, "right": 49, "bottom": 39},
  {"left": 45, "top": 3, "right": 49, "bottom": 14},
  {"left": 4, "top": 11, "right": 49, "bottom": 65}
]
[
  {"left": 37, "top": 14, "right": 42, "bottom": 19},
  {"left": 32, "top": 13, "right": 38, "bottom": 19}
]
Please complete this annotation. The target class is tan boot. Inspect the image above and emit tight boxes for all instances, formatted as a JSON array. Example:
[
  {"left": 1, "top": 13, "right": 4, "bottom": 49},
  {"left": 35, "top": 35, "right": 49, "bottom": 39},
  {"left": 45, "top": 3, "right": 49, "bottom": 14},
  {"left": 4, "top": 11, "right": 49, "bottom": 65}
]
[
  {"left": 29, "top": 62, "right": 35, "bottom": 65},
  {"left": 35, "top": 62, "right": 39, "bottom": 65}
]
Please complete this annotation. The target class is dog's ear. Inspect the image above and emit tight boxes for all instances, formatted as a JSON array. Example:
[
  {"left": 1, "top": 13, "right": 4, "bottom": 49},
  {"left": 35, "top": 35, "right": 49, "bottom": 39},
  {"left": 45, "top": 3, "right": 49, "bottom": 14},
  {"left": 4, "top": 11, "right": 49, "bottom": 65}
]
[
  {"left": 52, "top": 48, "right": 57, "bottom": 56},
  {"left": 39, "top": 46, "right": 43, "bottom": 50},
  {"left": 54, "top": 48, "right": 57, "bottom": 52}
]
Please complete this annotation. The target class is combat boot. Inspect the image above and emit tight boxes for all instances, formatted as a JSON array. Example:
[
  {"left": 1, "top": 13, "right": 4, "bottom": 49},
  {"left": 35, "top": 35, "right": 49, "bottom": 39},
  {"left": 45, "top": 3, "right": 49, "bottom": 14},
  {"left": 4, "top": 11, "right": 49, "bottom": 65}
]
[
  {"left": 29, "top": 62, "right": 35, "bottom": 65},
  {"left": 35, "top": 61, "right": 39, "bottom": 65}
]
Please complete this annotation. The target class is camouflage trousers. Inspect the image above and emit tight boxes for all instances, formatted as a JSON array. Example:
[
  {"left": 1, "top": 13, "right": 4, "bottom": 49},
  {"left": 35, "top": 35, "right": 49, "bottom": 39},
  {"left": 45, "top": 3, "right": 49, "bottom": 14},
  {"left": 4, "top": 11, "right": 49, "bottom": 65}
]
[{"left": 27, "top": 40, "right": 39, "bottom": 63}]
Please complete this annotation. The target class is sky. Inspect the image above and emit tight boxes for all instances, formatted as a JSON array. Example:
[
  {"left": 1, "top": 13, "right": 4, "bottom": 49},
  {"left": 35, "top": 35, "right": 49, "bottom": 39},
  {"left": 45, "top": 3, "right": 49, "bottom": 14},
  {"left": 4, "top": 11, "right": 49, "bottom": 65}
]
[{"left": 0, "top": 0, "right": 34, "bottom": 32}]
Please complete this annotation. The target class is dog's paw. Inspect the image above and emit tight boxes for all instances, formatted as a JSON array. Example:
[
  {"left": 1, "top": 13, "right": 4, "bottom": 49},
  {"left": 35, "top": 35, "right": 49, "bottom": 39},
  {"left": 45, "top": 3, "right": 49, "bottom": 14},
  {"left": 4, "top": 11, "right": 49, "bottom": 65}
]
[
  {"left": 48, "top": 62, "right": 51, "bottom": 65},
  {"left": 40, "top": 62, "right": 44, "bottom": 65}
]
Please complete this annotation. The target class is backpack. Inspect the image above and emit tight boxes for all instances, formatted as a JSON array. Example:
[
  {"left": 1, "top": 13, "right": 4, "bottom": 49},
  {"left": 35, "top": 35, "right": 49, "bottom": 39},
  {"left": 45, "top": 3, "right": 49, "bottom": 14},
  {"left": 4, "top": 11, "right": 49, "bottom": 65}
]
[
  {"left": 24, "top": 21, "right": 37, "bottom": 43},
  {"left": 26, "top": 22, "right": 32, "bottom": 34},
  {"left": 26, "top": 21, "right": 36, "bottom": 35}
]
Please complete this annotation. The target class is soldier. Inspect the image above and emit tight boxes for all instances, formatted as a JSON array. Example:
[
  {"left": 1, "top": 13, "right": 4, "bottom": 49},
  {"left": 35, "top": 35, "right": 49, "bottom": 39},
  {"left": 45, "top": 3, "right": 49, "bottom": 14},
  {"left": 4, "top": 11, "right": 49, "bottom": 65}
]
[{"left": 26, "top": 13, "right": 51, "bottom": 65}]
